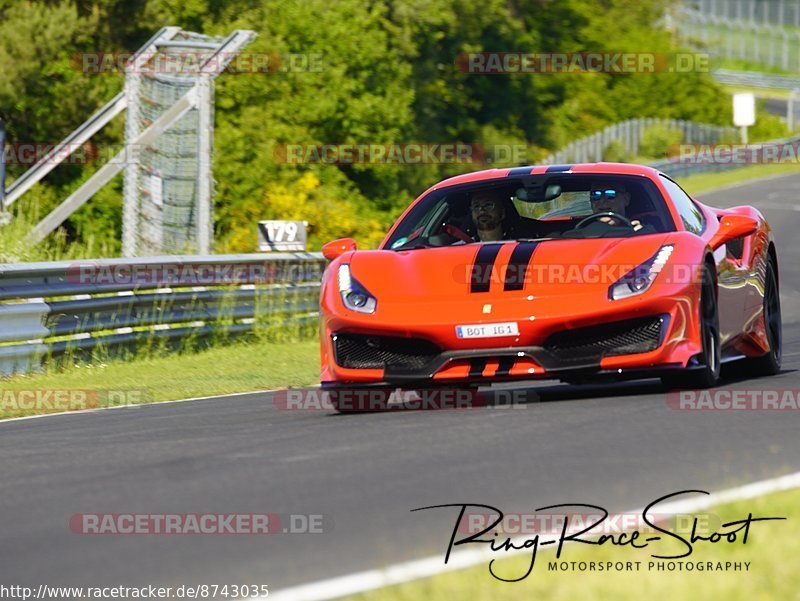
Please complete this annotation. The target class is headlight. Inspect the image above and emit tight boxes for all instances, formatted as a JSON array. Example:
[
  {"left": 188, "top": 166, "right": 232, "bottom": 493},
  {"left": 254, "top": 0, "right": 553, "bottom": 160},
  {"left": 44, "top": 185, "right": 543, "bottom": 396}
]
[
  {"left": 609, "top": 245, "right": 673, "bottom": 300},
  {"left": 338, "top": 264, "right": 377, "bottom": 313}
]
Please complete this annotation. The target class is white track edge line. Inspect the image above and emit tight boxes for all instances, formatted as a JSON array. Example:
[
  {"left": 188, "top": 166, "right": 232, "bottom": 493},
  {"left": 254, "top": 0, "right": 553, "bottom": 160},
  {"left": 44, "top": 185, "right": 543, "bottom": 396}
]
[
  {"left": 264, "top": 469, "right": 800, "bottom": 601},
  {"left": 0, "top": 386, "right": 294, "bottom": 425}
]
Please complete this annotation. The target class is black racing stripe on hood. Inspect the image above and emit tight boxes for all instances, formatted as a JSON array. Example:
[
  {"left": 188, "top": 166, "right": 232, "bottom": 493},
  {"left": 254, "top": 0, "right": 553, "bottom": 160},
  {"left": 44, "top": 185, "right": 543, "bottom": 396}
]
[
  {"left": 504, "top": 241, "right": 539, "bottom": 291},
  {"left": 470, "top": 243, "right": 503, "bottom": 293}
]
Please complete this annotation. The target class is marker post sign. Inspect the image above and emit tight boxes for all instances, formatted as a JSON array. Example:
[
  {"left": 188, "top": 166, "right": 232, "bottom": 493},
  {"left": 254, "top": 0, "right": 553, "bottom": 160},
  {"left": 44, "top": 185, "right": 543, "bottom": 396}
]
[
  {"left": 733, "top": 93, "right": 756, "bottom": 144},
  {"left": 258, "top": 220, "right": 308, "bottom": 251}
]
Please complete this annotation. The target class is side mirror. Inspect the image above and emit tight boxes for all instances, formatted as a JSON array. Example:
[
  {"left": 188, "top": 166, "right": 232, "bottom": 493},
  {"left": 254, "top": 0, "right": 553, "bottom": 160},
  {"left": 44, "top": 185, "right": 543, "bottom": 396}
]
[
  {"left": 708, "top": 214, "right": 758, "bottom": 250},
  {"left": 322, "top": 237, "right": 357, "bottom": 260}
]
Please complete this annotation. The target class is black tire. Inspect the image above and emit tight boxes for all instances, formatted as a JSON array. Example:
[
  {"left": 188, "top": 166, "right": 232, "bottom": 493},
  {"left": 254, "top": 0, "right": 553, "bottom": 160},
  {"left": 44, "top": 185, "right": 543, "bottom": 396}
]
[
  {"left": 745, "top": 258, "right": 782, "bottom": 377},
  {"left": 662, "top": 264, "right": 720, "bottom": 390}
]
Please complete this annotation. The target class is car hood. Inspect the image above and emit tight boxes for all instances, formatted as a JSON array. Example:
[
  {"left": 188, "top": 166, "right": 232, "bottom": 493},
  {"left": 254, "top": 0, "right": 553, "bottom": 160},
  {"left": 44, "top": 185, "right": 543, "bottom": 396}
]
[{"left": 349, "top": 235, "right": 673, "bottom": 302}]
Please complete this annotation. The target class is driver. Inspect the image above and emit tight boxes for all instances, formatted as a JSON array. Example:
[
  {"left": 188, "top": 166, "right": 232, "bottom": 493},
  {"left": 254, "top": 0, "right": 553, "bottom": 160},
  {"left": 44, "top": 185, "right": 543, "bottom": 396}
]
[
  {"left": 589, "top": 183, "right": 645, "bottom": 231},
  {"left": 469, "top": 189, "right": 508, "bottom": 241}
]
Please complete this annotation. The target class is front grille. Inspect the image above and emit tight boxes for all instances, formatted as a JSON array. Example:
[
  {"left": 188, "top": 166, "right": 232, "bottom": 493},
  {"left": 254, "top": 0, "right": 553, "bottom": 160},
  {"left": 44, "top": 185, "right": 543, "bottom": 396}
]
[
  {"left": 543, "top": 315, "right": 665, "bottom": 362},
  {"left": 333, "top": 334, "right": 441, "bottom": 370}
]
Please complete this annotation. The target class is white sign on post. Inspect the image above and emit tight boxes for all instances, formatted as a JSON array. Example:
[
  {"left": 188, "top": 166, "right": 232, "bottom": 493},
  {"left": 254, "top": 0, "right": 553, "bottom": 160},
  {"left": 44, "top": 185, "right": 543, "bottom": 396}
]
[
  {"left": 733, "top": 93, "right": 755, "bottom": 144},
  {"left": 258, "top": 220, "right": 308, "bottom": 251}
]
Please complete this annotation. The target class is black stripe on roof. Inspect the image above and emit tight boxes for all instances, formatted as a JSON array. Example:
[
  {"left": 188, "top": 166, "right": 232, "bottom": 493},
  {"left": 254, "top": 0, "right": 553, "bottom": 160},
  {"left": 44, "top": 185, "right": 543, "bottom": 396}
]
[{"left": 506, "top": 166, "right": 535, "bottom": 177}]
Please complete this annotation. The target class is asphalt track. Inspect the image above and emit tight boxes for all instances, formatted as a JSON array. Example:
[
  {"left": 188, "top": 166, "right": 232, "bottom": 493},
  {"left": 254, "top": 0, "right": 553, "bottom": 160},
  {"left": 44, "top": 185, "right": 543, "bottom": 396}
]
[
  {"left": 760, "top": 96, "right": 786, "bottom": 118},
  {"left": 2, "top": 172, "right": 800, "bottom": 596},
  {"left": 760, "top": 95, "right": 799, "bottom": 122}
]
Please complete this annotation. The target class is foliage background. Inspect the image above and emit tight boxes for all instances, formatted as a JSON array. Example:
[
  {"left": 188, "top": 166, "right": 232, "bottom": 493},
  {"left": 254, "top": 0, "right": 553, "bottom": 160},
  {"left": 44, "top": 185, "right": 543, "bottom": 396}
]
[{"left": 0, "top": 0, "right": 739, "bottom": 256}]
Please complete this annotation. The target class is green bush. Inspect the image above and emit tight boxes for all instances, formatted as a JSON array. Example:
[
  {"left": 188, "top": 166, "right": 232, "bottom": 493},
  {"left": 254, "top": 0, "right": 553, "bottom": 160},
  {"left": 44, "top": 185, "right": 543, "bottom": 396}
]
[
  {"left": 602, "top": 139, "right": 634, "bottom": 163},
  {"left": 639, "top": 124, "right": 684, "bottom": 159},
  {"left": 0, "top": 201, "right": 111, "bottom": 263},
  {"left": 749, "top": 111, "right": 791, "bottom": 142}
]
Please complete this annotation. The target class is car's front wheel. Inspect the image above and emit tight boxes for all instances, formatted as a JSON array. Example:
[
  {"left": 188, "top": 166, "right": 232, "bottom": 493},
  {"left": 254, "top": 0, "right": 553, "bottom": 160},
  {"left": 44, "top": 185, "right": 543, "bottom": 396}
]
[
  {"left": 662, "top": 264, "right": 720, "bottom": 390},
  {"left": 745, "top": 258, "right": 782, "bottom": 377}
]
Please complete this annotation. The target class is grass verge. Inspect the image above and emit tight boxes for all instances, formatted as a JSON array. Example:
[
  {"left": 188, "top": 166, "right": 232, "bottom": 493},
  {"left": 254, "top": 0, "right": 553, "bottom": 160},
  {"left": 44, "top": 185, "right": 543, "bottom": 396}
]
[
  {"left": 678, "top": 161, "right": 800, "bottom": 195},
  {"left": 0, "top": 339, "right": 319, "bottom": 419},
  {"left": 343, "top": 487, "right": 799, "bottom": 601}
]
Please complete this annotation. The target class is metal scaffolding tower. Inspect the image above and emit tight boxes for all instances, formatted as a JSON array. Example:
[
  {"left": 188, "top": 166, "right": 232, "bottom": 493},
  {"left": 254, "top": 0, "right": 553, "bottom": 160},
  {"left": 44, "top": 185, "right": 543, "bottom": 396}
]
[{"left": 2, "top": 27, "right": 255, "bottom": 256}]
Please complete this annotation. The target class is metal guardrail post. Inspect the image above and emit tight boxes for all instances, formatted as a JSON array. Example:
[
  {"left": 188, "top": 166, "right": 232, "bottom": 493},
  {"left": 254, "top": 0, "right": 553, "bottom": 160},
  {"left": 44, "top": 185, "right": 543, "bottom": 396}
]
[{"left": 789, "top": 89, "right": 799, "bottom": 132}]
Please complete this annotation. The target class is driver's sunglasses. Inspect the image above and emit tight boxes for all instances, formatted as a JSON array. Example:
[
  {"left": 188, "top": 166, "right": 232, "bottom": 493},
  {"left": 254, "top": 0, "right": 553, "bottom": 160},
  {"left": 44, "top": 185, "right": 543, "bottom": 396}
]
[
  {"left": 471, "top": 201, "right": 497, "bottom": 211},
  {"left": 590, "top": 189, "right": 620, "bottom": 201}
]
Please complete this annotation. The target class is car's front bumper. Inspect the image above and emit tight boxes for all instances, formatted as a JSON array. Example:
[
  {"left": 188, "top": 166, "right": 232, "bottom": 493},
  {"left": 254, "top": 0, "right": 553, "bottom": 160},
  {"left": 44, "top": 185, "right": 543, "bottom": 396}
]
[{"left": 320, "top": 289, "right": 704, "bottom": 386}]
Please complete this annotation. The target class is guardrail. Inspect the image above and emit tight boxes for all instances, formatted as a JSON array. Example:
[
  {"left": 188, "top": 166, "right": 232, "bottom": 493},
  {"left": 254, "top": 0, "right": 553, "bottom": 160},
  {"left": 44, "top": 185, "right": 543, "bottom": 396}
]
[
  {"left": 542, "top": 118, "right": 737, "bottom": 165},
  {"left": 0, "top": 253, "right": 326, "bottom": 376},
  {"left": 648, "top": 133, "right": 800, "bottom": 179},
  {"left": 676, "top": 6, "right": 800, "bottom": 71},
  {"left": 712, "top": 69, "right": 800, "bottom": 90},
  {"left": 688, "top": 0, "right": 800, "bottom": 28}
]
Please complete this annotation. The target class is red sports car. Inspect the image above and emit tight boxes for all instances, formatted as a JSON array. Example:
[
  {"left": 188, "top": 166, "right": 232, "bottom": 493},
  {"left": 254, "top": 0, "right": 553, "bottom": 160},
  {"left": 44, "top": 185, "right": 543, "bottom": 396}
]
[{"left": 319, "top": 163, "right": 781, "bottom": 411}]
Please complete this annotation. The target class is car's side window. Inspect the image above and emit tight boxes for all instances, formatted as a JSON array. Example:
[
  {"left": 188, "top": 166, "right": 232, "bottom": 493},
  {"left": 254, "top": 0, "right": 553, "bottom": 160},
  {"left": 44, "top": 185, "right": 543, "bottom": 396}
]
[{"left": 659, "top": 175, "right": 705, "bottom": 234}]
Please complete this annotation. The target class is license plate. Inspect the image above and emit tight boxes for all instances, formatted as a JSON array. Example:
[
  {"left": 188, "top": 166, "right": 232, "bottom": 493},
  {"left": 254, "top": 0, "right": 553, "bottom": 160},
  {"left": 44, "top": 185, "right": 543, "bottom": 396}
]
[{"left": 456, "top": 322, "right": 519, "bottom": 339}]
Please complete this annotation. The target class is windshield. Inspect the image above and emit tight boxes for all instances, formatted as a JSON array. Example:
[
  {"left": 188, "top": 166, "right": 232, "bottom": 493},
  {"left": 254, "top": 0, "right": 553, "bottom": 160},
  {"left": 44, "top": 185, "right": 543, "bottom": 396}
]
[{"left": 383, "top": 174, "right": 676, "bottom": 250}]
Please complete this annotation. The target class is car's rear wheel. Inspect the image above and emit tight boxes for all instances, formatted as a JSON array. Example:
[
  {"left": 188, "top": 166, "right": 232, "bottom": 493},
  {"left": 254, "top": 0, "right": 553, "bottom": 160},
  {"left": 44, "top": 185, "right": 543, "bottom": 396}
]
[
  {"left": 662, "top": 264, "right": 720, "bottom": 390},
  {"left": 745, "top": 258, "right": 782, "bottom": 377}
]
